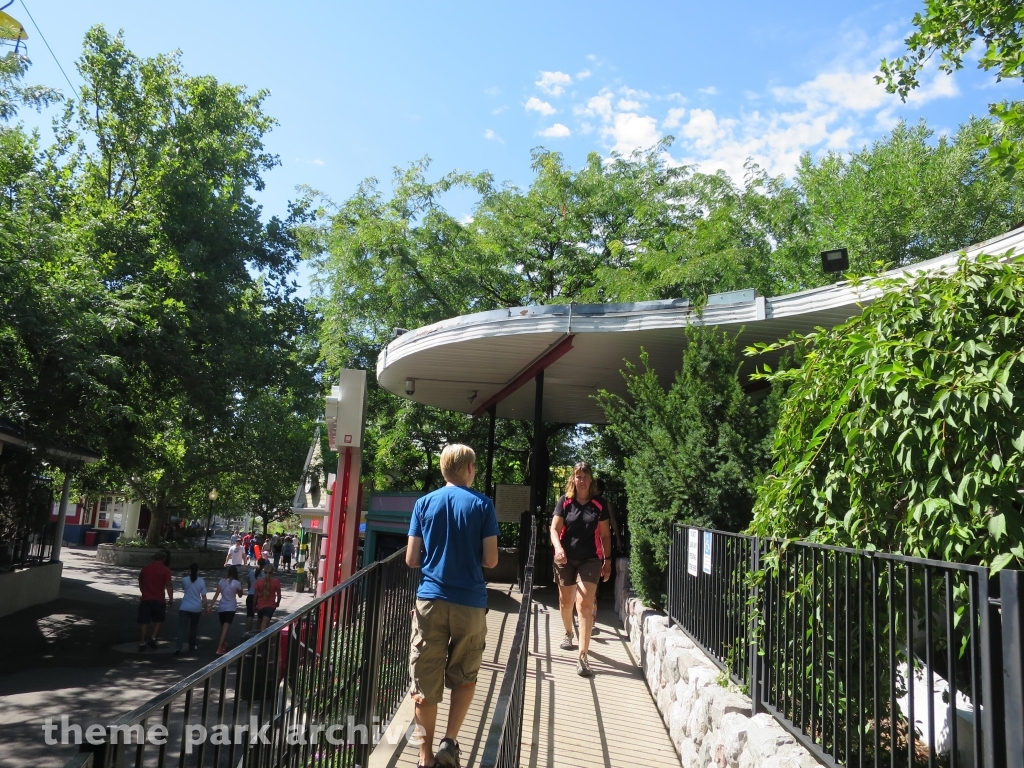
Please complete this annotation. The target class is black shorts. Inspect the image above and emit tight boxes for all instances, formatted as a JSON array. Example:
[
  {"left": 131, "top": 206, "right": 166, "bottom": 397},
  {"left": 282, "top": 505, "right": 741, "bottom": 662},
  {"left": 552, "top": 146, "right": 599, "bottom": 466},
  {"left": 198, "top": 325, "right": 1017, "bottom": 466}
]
[
  {"left": 137, "top": 599, "right": 166, "bottom": 625},
  {"left": 246, "top": 594, "right": 256, "bottom": 617},
  {"left": 257, "top": 606, "right": 275, "bottom": 620},
  {"left": 218, "top": 611, "right": 236, "bottom": 625},
  {"left": 554, "top": 558, "right": 602, "bottom": 587}
]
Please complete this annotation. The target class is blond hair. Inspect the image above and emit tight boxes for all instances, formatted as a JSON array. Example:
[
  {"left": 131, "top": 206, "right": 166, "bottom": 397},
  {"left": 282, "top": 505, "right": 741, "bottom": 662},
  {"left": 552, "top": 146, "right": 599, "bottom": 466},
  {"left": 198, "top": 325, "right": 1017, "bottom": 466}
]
[
  {"left": 563, "top": 461, "right": 594, "bottom": 500},
  {"left": 440, "top": 444, "right": 476, "bottom": 484}
]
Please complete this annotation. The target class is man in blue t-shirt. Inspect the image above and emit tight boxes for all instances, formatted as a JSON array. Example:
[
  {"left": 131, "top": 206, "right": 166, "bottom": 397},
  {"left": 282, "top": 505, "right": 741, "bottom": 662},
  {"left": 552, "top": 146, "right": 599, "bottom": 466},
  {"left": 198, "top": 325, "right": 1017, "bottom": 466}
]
[{"left": 406, "top": 444, "right": 499, "bottom": 768}]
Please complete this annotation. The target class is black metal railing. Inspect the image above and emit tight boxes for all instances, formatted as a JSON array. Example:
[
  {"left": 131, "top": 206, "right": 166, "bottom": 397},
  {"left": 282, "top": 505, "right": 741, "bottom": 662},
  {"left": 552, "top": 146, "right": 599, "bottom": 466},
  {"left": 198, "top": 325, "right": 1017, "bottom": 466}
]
[
  {"left": 667, "top": 525, "right": 756, "bottom": 685},
  {"left": 69, "top": 549, "right": 418, "bottom": 768},
  {"left": 667, "top": 524, "right": 1011, "bottom": 768},
  {"left": 6, "top": 521, "right": 57, "bottom": 569},
  {"left": 479, "top": 515, "right": 537, "bottom": 768}
]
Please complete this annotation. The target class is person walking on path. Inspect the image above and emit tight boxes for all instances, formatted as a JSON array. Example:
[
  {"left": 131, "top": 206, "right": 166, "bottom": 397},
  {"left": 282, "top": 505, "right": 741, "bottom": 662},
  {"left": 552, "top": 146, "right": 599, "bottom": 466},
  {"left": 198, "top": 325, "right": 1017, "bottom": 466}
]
[
  {"left": 137, "top": 550, "right": 173, "bottom": 651},
  {"left": 245, "top": 559, "right": 265, "bottom": 632},
  {"left": 176, "top": 562, "right": 208, "bottom": 654},
  {"left": 255, "top": 564, "right": 282, "bottom": 631},
  {"left": 271, "top": 534, "right": 283, "bottom": 571},
  {"left": 209, "top": 565, "right": 243, "bottom": 654},
  {"left": 225, "top": 540, "right": 245, "bottom": 568},
  {"left": 281, "top": 536, "right": 294, "bottom": 572},
  {"left": 550, "top": 461, "right": 612, "bottom": 678},
  {"left": 405, "top": 444, "right": 499, "bottom": 768},
  {"left": 242, "top": 532, "right": 253, "bottom": 563}
]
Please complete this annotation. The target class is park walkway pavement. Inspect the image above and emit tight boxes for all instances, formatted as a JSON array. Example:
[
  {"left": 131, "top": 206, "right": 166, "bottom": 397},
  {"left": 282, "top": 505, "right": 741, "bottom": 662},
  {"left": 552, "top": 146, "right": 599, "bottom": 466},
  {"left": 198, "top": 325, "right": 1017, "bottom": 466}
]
[
  {"left": 0, "top": 541, "right": 315, "bottom": 768},
  {"left": 382, "top": 585, "right": 680, "bottom": 768}
]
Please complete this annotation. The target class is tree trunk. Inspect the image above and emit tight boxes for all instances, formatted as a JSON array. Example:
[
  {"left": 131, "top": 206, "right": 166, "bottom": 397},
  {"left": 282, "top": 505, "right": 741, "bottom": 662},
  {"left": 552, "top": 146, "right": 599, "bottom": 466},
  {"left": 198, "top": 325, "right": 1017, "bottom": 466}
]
[{"left": 145, "top": 500, "right": 168, "bottom": 546}]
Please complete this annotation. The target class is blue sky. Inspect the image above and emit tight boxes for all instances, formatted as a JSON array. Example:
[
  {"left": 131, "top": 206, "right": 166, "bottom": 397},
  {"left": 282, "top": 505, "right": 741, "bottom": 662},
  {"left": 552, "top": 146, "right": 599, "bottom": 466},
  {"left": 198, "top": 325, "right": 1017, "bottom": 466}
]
[{"left": 9, "top": 1, "right": 1016, "bottom": 228}]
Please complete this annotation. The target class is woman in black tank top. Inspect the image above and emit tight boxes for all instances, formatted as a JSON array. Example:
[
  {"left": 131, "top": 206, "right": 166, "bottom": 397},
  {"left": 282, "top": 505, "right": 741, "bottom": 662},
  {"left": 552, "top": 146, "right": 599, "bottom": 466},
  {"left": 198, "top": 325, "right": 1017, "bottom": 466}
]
[{"left": 550, "top": 461, "right": 611, "bottom": 677}]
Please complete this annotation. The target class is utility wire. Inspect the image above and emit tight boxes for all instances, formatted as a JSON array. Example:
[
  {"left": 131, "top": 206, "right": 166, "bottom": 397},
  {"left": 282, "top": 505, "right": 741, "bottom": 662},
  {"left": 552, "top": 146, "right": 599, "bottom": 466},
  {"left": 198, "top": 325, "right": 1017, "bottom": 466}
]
[{"left": 17, "top": 0, "right": 80, "bottom": 100}]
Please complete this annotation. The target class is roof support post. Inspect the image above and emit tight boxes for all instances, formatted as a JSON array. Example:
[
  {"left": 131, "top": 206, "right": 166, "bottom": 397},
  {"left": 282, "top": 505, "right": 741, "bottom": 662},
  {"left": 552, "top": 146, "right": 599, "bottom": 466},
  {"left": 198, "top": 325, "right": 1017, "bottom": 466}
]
[
  {"left": 529, "top": 371, "right": 545, "bottom": 518},
  {"left": 485, "top": 405, "right": 496, "bottom": 499}
]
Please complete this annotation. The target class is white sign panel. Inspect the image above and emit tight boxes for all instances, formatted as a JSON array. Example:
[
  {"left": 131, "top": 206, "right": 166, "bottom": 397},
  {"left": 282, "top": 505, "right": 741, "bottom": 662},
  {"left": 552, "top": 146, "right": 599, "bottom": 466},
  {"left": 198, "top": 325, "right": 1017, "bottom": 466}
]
[
  {"left": 702, "top": 531, "right": 713, "bottom": 574},
  {"left": 494, "top": 484, "right": 531, "bottom": 523},
  {"left": 687, "top": 528, "right": 699, "bottom": 576}
]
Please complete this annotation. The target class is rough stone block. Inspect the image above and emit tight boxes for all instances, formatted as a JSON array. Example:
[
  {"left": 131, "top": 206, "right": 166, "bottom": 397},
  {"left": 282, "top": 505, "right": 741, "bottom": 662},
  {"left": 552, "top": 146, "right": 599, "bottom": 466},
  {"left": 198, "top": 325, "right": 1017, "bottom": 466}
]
[
  {"left": 669, "top": 700, "right": 687, "bottom": 745},
  {"left": 719, "top": 712, "right": 751, "bottom": 767},
  {"left": 709, "top": 688, "right": 751, "bottom": 727},
  {"left": 688, "top": 695, "right": 709, "bottom": 744},
  {"left": 744, "top": 715, "right": 795, "bottom": 762},
  {"left": 676, "top": 680, "right": 697, "bottom": 727},
  {"left": 658, "top": 680, "right": 676, "bottom": 713},
  {"left": 679, "top": 649, "right": 716, "bottom": 683},
  {"left": 690, "top": 666, "right": 721, "bottom": 691},
  {"left": 680, "top": 738, "right": 700, "bottom": 768}
]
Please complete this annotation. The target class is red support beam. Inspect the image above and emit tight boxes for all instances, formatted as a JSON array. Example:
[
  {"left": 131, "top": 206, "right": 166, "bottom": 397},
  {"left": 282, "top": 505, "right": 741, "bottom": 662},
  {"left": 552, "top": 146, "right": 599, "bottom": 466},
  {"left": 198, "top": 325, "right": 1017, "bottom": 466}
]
[{"left": 471, "top": 334, "right": 575, "bottom": 418}]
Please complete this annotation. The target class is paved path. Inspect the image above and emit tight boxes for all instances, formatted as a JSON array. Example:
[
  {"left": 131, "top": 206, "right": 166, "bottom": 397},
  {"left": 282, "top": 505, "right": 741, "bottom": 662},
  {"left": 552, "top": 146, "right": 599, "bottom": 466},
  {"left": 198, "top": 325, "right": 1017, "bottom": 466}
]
[
  {"left": 382, "top": 585, "right": 679, "bottom": 768},
  {"left": 0, "top": 541, "right": 315, "bottom": 768}
]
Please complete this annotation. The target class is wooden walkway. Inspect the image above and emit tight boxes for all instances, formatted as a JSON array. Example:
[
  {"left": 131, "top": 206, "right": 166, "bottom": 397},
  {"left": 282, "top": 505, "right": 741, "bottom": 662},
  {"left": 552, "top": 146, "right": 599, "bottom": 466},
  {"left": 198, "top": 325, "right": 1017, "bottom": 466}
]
[{"left": 373, "top": 584, "right": 680, "bottom": 768}]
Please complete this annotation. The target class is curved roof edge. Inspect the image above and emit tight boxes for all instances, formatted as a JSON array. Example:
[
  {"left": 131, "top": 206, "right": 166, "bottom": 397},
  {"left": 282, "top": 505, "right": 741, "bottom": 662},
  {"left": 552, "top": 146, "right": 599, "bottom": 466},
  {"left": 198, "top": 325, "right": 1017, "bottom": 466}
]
[{"left": 375, "top": 226, "right": 1024, "bottom": 421}]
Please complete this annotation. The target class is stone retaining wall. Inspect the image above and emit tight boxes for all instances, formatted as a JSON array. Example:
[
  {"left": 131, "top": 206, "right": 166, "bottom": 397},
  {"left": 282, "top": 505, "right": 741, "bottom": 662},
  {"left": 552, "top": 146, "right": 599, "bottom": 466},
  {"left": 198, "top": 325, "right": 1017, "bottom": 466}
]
[
  {"left": 0, "top": 561, "right": 63, "bottom": 618},
  {"left": 616, "top": 562, "right": 820, "bottom": 768},
  {"left": 96, "top": 544, "right": 226, "bottom": 569}
]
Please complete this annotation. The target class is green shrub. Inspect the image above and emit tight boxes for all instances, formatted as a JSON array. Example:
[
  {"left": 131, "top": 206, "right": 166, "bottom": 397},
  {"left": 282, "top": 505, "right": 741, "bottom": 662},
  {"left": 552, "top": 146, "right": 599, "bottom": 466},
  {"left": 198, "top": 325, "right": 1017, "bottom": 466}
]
[
  {"left": 750, "top": 254, "right": 1024, "bottom": 571},
  {"left": 598, "top": 326, "right": 778, "bottom": 606}
]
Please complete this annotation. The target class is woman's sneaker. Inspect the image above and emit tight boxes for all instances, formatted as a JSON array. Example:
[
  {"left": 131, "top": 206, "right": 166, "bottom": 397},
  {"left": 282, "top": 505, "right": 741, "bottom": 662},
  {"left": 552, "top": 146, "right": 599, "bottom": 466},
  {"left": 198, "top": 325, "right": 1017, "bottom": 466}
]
[
  {"left": 577, "top": 655, "right": 593, "bottom": 677},
  {"left": 559, "top": 632, "right": 574, "bottom": 651},
  {"left": 434, "top": 737, "right": 461, "bottom": 767}
]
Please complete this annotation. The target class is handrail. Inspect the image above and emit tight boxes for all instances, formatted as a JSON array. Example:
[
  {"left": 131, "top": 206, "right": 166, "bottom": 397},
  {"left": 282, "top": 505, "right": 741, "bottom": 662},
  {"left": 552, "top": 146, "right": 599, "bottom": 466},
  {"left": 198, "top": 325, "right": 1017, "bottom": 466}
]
[
  {"left": 66, "top": 549, "right": 419, "bottom": 768},
  {"left": 479, "top": 515, "right": 537, "bottom": 768}
]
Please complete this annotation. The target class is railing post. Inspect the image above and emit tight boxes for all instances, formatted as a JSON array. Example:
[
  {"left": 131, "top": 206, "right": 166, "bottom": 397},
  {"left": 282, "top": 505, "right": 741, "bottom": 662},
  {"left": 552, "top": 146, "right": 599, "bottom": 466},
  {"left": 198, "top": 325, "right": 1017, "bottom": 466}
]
[
  {"left": 750, "top": 536, "right": 762, "bottom": 716},
  {"left": 354, "top": 563, "right": 384, "bottom": 768},
  {"left": 1001, "top": 569, "right": 1024, "bottom": 768},
  {"left": 978, "top": 575, "right": 1006, "bottom": 768}
]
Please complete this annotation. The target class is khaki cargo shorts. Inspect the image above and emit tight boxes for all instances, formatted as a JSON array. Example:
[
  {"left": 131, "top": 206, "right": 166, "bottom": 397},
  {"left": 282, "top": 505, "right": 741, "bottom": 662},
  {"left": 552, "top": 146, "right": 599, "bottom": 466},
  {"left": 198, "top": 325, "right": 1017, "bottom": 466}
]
[{"left": 409, "top": 598, "right": 488, "bottom": 704}]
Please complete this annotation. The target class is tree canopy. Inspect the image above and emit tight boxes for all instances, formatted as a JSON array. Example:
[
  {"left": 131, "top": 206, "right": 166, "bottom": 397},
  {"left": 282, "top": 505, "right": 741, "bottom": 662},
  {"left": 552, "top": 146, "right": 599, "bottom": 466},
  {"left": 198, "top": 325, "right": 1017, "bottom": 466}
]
[
  {"left": 308, "top": 120, "right": 1024, "bottom": 499},
  {"left": 0, "top": 29, "right": 320, "bottom": 546},
  {"left": 881, "top": 0, "right": 1024, "bottom": 176}
]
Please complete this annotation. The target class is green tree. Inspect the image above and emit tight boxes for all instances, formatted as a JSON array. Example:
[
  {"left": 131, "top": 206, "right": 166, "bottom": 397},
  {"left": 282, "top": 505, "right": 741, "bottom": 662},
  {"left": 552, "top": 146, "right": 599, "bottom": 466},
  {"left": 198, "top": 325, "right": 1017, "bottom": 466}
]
[
  {"left": 750, "top": 255, "right": 1024, "bottom": 572},
  {"left": 880, "top": 0, "right": 1024, "bottom": 175},
  {"left": 597, "top": 327, "right": 778, "bottom": 606},
  {"left": 55, "top": 27, "right": 316, "bottom": 544}
]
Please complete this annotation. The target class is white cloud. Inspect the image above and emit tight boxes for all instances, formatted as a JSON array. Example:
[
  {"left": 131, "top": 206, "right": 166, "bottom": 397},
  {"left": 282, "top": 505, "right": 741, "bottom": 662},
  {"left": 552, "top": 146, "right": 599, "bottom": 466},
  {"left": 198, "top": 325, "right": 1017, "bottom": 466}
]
[
  {"left": 536, "top": 71, "right": 572, "bottom": 97},
  {"left": 313, "top": 159, "right": 324, "bottom": 166},
  {"left": 539, "top": 123, "right": 571, "bottom": 138},
  {"left": 577, "top": 69, "right": 592, "bottom": 80},
  {"left": 484, "top": 129, "right": 504, "bottom": 143},
  {"left": 603, "top": 113, "right": 661, "bottom": 155},
  {"left": 525, "top": 97, "right": 557, "bottom": 116},
  {"left": 484, "top": 86, "right": 501, "bottom": 96},
  {"left": 578, "top": 89, "right": 614, "bottom": 120},
  {"left": 547, "top": 33, "right": 965, "bottom": 183},
  {"left": 663, "top": 107, "right": 687, "bottom": 129},
  {"left": 492, "top": 105, "right": 508, "bottom": 115}
]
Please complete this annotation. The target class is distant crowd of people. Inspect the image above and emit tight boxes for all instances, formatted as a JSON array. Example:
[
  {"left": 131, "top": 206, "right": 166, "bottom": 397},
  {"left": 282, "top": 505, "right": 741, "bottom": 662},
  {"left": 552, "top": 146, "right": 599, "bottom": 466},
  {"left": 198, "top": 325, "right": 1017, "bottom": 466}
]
[
  {"left": 224, "top": 530, "right": 296, "bottom": 572},
  {"left": 135, "top": 528, "right": 298, "bottom": 655}
]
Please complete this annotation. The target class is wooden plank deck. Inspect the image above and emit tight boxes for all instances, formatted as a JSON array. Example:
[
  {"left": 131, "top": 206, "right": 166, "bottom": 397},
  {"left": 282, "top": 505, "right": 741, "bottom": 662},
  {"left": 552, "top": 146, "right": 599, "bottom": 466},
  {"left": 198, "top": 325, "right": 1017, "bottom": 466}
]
[{"left": 377, "top": 584, "right": 680, "bottom": 768}]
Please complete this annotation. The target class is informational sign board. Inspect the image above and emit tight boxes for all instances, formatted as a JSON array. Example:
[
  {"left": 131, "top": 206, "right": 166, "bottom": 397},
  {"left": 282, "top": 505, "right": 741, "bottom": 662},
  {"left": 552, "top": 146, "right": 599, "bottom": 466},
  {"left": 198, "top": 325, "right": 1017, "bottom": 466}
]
[
  {"left": 301, "top": 515, "right": 327, "bottom": 531},
  {"left": 494, "top": 484, "right": 531, "bottom": 523},
  {"left": 702, "top": 531, "right": 713, "bottom": 574},
  {"left": 687, "top": 528, "right": 699, "bottom": 576}
]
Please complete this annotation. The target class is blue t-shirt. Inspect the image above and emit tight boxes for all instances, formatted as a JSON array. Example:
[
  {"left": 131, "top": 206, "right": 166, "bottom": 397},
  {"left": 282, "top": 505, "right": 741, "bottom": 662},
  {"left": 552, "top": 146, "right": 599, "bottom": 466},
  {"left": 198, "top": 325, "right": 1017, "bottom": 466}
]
[{"left": 408, "top": 485, "right": 500, "bottom": 609}]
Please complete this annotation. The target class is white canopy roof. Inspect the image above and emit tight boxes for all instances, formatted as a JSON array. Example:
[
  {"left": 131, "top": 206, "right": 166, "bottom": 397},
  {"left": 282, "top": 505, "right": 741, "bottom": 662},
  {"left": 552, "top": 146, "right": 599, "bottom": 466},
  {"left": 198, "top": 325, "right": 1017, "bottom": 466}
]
[{"left": 376, "top": 227, "right": 1024, "bottom": 425}]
